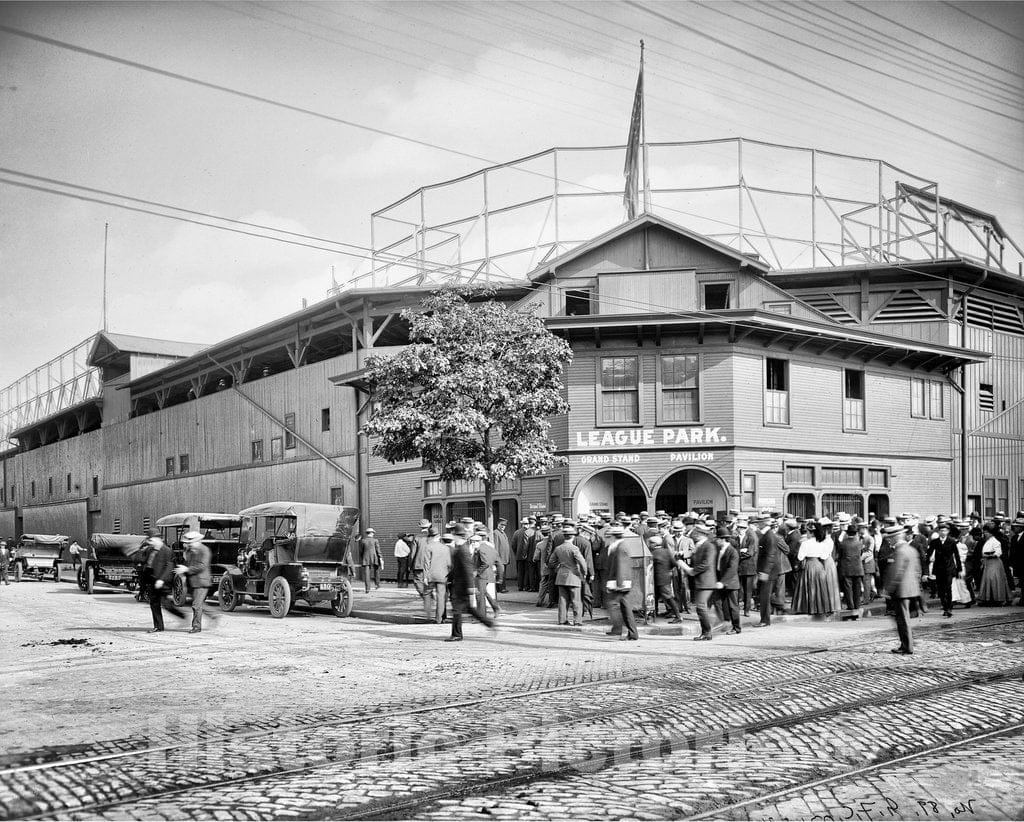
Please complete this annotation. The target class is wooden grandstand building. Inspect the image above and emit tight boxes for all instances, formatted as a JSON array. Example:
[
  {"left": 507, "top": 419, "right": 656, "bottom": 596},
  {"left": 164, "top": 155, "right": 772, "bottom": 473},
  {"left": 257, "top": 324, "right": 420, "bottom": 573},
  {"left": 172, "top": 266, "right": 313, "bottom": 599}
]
[{"left": 2, "top": 139, "right": 1022, "bottom": 578}]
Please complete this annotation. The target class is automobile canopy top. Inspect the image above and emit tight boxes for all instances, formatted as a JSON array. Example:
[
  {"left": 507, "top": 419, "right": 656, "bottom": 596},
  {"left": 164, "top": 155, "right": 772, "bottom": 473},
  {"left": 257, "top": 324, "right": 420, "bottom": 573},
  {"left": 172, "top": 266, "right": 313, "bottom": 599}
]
[
  {"left": 156, "top": 513, "right": 243, "bottom": 528},
  {"left": 239, "top": 502, "right": 358, "bottom": 540},
  {"left": 19, "top": 534, "right": 68, "bottom": 544},
  {"left": 88, "top": 533, "right": 149, "bottom": 559}
]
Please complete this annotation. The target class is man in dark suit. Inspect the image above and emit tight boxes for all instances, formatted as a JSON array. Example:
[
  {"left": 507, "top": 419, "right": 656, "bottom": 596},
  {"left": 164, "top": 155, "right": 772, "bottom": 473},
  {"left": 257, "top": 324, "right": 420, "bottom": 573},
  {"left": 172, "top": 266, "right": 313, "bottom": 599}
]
[
  {"left": 472, "top": 526, "right": 501, "bottom": 618},
  {"left": 649, "top": 535, "right": 681, "bottom": 624},
  {"left": 754, "top": 515, "right": 782, "bottom": 627},
  {"left": 714, "top": 527, "right": 741, "bottom": 634},
  {"left": 492, "top": 519, "right": 511, "bottom": 594},
  {"left": 548, "top": 527, "right": 587, "bottom": 626},
  {"left": 447, "top": 526, "right": 495, "bottom": 642},
  {"left": 1009, "top": 513, "right": 1024, "bottom": 606},
  {"left": 884, "top": 528, "right": 922, "bottom": 654},
  {"left": 604, "top": 524, "right": 638, "bottom": 641},
  {"left": 689, "top": 523, "right": 718, "bottom": 640},
  {"left": 178, "top": 531, "right": 216, "bottom": 634},
  {"left": 837, "top": 524, "right": 865, "bottom": 619},
  {"left": 927, "top": 521, "right": 963, "bottom": 618},
  {"left": 145, "top": 530, "right": 185, "bottom": 633}
]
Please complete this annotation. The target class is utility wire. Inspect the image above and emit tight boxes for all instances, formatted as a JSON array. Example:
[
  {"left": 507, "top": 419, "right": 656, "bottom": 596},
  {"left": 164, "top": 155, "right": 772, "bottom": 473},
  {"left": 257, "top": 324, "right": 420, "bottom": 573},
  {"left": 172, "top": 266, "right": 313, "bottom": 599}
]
[
  {"left": 783, "top": 1, "right": 1023, "bottom": 105},
  {"left": 850, "top": 1, "right": 1024, "bottom": 81},
  {"left": 624, "top": 2, "right": 1023, "bottom": 174},
  {"left": 940, "top": 1, "right": 1024, "bottom": 47},
  {"left": 715, "top": 2, "right": 1024, "bottom": 123}
]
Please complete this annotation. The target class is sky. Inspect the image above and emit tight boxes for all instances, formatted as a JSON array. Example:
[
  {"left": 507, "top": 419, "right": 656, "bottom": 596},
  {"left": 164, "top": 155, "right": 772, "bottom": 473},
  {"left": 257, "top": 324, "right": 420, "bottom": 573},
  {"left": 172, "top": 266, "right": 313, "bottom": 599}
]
[{"left": 1, "top": 0, "right": 1022, "bottom": 389}]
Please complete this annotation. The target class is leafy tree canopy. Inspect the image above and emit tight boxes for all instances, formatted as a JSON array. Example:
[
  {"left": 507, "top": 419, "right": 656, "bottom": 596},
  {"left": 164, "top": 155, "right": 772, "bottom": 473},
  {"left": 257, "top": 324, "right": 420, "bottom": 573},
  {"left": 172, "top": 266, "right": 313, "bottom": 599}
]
[{"left": 362, "top": 289, "right": 572, "bottom": 523}]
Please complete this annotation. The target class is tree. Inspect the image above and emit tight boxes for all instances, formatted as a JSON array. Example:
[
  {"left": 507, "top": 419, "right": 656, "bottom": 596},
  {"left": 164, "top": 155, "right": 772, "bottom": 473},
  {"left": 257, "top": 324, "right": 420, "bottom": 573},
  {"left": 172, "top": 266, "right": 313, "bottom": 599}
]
[{"left": 362, "top": 288, "right": 573, "bottom": 533}]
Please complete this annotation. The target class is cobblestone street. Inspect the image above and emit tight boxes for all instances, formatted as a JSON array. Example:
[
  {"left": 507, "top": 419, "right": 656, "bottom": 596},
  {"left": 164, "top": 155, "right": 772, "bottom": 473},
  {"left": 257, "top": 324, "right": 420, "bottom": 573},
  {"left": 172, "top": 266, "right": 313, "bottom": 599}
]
[{"left": 1, "top": 577, "right": 1022, "bottom": 820}]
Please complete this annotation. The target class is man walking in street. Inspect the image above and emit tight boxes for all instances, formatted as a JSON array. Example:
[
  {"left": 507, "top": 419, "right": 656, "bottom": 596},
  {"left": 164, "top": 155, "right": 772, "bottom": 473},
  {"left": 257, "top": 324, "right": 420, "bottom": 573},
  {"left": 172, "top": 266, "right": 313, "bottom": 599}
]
[
  {"left": 447, "top": 525, "right": 496, "bottom": 642},
  {"left": 493, "top": 518, "right": 511, "bottom": 594},
  {"left": 423, "top": 526, "right": 450, "bottom": 624},
  {"left": 358, "top": 528, "right": 382, "bottom": 593},
  {"left": 473, "top": 526, "right": 501, "bottom": 618},
  {"left": 650, "top": 535, "right": 681, "bottom": 624},
  {"left": 393, "top": 532, "right": 412, "bottom": 588},
  {"left": 511, "top": 517, "right": 534, "bottom": 592},
  {"left": 549, "top": 525, "right": 587, "bottom": 626},
  {"left": 884, "top": 525, "right": 922, "bottom": 655},
  {"left": 837, "top": 521, "right": 865, "bottom": 619},
  {"left": 689, "top": 523, "right": 718, "bottom": 641},
  {"left": 176, "top": 531, "right": 217, "bottom": 634},
  {"left": 927, "top": 521, "right": 963, "bottom": 618},
  {"left": 604, "top": 523, "right": 638, "bottom": 641},
  {"left": 144, "top": 529, "right": 185, "bottom": 633},
  {"left": 715, "top": 526, "right": 741, "bottom": 634}
]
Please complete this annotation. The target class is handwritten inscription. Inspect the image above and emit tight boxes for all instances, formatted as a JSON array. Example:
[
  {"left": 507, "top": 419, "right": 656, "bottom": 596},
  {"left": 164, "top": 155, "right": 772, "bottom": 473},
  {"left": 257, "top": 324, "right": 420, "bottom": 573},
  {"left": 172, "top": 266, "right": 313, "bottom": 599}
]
[{"left": 790, "top": 797, "right": 979, "bottom": 822}]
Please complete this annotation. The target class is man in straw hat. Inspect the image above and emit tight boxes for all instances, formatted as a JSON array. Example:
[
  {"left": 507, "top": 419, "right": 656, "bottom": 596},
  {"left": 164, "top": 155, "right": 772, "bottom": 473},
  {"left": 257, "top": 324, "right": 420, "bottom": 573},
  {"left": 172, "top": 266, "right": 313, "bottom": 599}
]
[{"left": 175, "top": 530, "right": 218, "bottom": 634}]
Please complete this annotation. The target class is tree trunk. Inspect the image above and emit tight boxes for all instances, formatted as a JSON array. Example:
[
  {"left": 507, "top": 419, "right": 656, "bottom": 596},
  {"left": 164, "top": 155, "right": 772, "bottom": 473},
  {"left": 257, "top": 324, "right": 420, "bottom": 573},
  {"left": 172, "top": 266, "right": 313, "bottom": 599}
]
[{"left": 484, "top": 476, "right": 494, "bottom": 537}]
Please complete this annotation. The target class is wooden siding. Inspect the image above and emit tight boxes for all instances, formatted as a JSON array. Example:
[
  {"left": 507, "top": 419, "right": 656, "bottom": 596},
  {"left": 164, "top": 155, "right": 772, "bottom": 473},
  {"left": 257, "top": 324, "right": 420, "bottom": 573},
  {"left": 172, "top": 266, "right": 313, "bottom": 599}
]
[
  {"left": 3, "top": 430, "right": 103, "bottom": 514},
  {"left": 0, "top": 509, "right": 15, "bottom": 536},
  {"left": 597, "top": 270, "right": 694, "bottom": 314},
  {"left": 21, "top": 499, "right": 88, "bottom": 544}
]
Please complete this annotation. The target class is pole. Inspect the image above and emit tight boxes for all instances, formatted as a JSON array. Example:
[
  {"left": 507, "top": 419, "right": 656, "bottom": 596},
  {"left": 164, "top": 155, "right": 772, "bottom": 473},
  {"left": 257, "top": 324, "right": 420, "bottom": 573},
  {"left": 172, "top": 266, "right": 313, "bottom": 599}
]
[
  {"left": 102, "top": 223, "right": 109, "bottom": 332},
  {"left": 640, "top": 40, "right": 650, "bottom": 214}
]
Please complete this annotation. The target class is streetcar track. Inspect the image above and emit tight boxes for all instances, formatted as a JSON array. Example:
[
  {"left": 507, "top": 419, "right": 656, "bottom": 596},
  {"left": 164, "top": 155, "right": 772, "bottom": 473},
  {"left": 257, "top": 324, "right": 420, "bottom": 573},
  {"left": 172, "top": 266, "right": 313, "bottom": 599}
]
[
  {"left": 3, "top": 617, "right": 1023, "bottom": 821},
  {"left": 683, "top": 720, "right": 1024, "bottom": 820},
  {"left": 2, "top": 614, "right": 1020, "bottom": 779}
]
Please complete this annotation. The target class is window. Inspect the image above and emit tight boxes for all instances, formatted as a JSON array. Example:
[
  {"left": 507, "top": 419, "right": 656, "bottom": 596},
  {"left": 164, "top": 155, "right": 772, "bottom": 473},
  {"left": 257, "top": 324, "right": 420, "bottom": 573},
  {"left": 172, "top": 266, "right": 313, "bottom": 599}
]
[
  {"left": 9, "top": 485, "right": 13, "bottom": 502},
  {"left": 599, "top": 356, "right": 639, "bottom": 424},
  {"left": 565, "top": 288, "right": 593, "bottom": 316},
  {"left": 867, "top": 494, "right": 890, "bottom": 521},
  {"left": 330, "top": 486, "right": 344, "bottom": 505},
  {"left": 843, "top": 369, "right": 865, "bottom": 431},
  {"left": 997, "top": 478, "right": 1009, "bottom": 515},
  {"left": 251, "top": 440, "right": 264, "bottom": 463},
  {"left": 1019, "top": 478, "right": 1024, "bottom": 510},
  {"left": 165, "top": 457, "right": 176, "bottom": 476},
  {"left": 867, "top": 469, "right": 888, "bottom": 487},
  {"left": 911, "top": 378, "right": 926, "bottom": 417},
  {"left": 321, "top": 408, "right": 331, "bottom": 432},
  {"left": 983, "top": 478, "right": 995, "bottom": 518},
  {"left": 764, "top": 358, "right": 790, "bottom": 425},
  {"left": 548, "top": 478, "right": 562, "bottom": 513},
  {"left": 31, "top": 480, "right": 35, "bottom": 497},
  {"left": 702, "top": 283, "right": 731, "bottom": 310},
  {"left": 449, "top": 477, "right": 519, "bottom": 495},
  {"left": 66, "top": 473, "right": 72, "bottom": 492},
  {"left": 48, "top": 477, "right": 53, "bottom": 495},
  {"left": 424, "top": 479, "right": 444, "bottom": 497},
  {"left": 929, "top": 381, "right": 945, "bottom": 419},
  {"left": 979, "top": 383, "right": 994, "bottom": 413},
  {"left": 92, "top": 476, "right": 99, "bottom": 496},
  {"left": 271, "top": 437, "right": 283, "bottom": 460},
  {"left": 660, "top": 355, "right": 699, "bottom": 423},
  {"left": 821, "top": 493, "right": 864, "bottom": 518},
  {"left": 821, "top": 467, "right": 862, "bottom": 485},
  {"left": 284, "top": 413, "right": 296, "bottom": 450},
  {"left": 179, "top": 454, "right": 189, "bottom": 474},
  {"left": 785, "top": 466, "right": 814, "bottom": 485},
  {"left": 764, "top": 301, "right": 793, "bottom": 315},
  {"left": 741, "top": 473, "right": 757, "bottom": 509},
  {"left": 786, "top": 493, "right": 815, "bottom": 519}
]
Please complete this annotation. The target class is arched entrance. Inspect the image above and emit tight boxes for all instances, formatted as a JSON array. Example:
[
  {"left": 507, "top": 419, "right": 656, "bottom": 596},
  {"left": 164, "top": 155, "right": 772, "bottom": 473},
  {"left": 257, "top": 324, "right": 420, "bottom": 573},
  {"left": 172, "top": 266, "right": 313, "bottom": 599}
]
[
  {"left": 654, "top": 467, "right": 729, "bottom": 519},
  {"left": 575, "top": 469, "right": 647, "bottom": 517}
]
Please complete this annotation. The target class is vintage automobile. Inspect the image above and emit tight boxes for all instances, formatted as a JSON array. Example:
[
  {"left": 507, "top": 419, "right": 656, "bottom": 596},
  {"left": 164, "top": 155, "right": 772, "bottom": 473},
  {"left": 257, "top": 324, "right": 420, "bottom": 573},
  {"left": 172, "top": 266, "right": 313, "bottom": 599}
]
[
  {"left": 156, "top": 512, "right": 244, "bottom": 607},
  {"left": 78, "top": 533, "right": 148, "bottom": 594},
  {"left": 220, "top": 502, "right": 358, "bottom": 618},
  {"left": 13, "top": 534, "right": 68, "bottom": 582}
]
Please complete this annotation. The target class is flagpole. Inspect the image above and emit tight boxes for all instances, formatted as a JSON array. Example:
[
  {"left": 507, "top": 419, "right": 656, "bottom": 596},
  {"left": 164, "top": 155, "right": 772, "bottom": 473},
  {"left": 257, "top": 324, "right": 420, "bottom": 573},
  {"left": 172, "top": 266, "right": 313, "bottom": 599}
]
[
  {"left": 640, "top": 40, "right": 650, "bottom": 214},
  {"left": 102, "top": 222, "right": 108, "bottom": 332}
]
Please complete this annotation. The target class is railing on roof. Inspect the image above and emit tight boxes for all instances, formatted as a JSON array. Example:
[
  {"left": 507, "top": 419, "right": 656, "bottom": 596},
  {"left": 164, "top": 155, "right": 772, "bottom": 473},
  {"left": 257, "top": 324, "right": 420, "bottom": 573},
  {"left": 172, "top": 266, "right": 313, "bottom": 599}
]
[
  {"left": 0, "top": 335, "right": 102, "bottom": 447},
  {"left": 352, "top": 138, "right": 1023, "bottom": 288}
]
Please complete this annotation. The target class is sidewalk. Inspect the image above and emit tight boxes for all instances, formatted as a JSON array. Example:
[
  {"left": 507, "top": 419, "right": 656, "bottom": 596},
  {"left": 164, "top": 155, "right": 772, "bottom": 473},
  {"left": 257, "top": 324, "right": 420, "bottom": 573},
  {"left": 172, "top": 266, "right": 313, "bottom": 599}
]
[{"left": 348, "top": 583, "right": 914, "bottom": 636}]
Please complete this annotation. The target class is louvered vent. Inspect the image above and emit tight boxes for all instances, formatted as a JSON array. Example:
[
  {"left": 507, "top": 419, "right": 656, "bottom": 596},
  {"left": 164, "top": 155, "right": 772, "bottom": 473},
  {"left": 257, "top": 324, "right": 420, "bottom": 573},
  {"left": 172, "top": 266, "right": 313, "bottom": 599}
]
[
  {"left": 954, "top": 296, "right": 1024, "bottom": 337},
  {"left": 872, "top": 291, "right": 945, "bottom": 323},
  {"left": 799, "top": 293, "right": 858, "bottom": 324},
  {"left": 979, "top": 384, "right": 995, "bottom": 413}
]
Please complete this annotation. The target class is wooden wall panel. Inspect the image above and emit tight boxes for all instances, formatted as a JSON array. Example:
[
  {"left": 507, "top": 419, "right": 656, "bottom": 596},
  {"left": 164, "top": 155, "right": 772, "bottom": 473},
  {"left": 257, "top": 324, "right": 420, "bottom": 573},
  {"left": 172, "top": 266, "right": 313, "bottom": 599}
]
[
  {"left": 4, "top": 430, "right": 103, "bottom": 513},
  {"left": 22, "top": 499, "right": 88, "bottom": 544},
  {"left": 0, "top": 509, "right": 15, "bottom": 537}
]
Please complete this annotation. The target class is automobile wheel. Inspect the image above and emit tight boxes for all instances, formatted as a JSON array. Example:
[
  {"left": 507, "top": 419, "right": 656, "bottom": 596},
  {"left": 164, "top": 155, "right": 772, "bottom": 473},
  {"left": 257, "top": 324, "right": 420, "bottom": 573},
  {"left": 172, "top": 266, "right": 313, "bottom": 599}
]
[
  {"left": 15, "top": 563, "right": 22, "bottom": 583},
  {"left": 86, "top": 565, "right": 95, "bottom": 594},
  {"left": 171, "top": 575, "right": 188, "bottom": 607},
  {"left": 53, "top": 564, "right": 61, "bottom": 583},
  {"left": 218, "top": 575, "right": 239, "bottom": 612},
  {"left": 77, "top": 567, "right": 87, "bottom": 592},
  {"left": 331, "top": 578, "right": 354, "bottom": 617},
  {"left": 267, "top": 577, "right": 291, "bottom": 619}
]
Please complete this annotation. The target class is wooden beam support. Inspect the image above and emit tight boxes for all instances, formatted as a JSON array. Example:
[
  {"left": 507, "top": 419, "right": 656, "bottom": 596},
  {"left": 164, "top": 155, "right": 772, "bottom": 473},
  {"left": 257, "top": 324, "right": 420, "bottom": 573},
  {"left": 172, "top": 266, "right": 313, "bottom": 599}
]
[{"left": 762, "top": 331, "right": 788, "bottom": 349}]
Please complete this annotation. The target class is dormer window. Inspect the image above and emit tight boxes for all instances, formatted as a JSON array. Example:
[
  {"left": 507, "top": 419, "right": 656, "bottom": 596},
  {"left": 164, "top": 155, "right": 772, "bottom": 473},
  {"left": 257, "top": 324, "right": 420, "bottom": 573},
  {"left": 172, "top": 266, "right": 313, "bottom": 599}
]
[
  {"left": 565, "top": 288, "right": 593, "bottom": 316},
  {"left": 702, "top": 283, "right": 731, "bottom": 310}
]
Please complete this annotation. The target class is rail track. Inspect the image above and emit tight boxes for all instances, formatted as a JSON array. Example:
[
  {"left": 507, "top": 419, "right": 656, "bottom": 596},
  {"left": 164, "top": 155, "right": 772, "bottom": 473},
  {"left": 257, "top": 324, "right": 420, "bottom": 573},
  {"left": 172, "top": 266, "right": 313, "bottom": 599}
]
[{"left": 1, "top": 614, "right": 1021, "bottom": 821}]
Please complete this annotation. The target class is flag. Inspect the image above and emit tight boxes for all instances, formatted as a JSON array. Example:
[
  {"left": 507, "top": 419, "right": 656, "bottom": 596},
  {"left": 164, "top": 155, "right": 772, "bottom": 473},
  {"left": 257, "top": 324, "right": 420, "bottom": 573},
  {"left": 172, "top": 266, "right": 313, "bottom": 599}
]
[{"left": 623, "top": 51, "right": 644, "bottom": 221}]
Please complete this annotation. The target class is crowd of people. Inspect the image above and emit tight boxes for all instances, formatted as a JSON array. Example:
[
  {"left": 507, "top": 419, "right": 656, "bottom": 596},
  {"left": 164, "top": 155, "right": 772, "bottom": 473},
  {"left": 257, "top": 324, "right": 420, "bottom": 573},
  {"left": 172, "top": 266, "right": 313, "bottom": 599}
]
[{"left": 386, "top": 508, "right": 1024, "bottom": 650}]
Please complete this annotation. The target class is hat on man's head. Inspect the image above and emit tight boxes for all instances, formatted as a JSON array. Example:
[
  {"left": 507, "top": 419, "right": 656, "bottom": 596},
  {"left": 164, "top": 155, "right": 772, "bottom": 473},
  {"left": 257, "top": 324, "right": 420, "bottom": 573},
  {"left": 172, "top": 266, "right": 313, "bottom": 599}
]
[
  {"left": 925, "top": 515, "right": 938, "bottom": 526},
  {"left": 691, "top": 523, "right": 711, "bottom": 535},
  {"left": 452, "top": 524, "right": 467, "bottom": 538},
  {"left": 365, "top": 527, "right": 375, "bottom": 534},
  {"left": 817, "top": 517, "right": 832, "bottom": 527},
  {"left": 671, "top": 521, "right": 684, "bottom": 531},
  {"left": 460, "top": 516, "right": 475, "bottom": 524},
  {"left": 563, "top": 525, "right": 577, "bottom": 535},
  {"left": 648, "top": 535, "right": 663, "bottom": 546},
  {"left": 969, "top": 511, "right": 981, "bottom": 520},
  {"left": 1012, "top": 512, "right": 1024, "bottom": 527},
  {"left": 715, "top": 526, "right": 730, "bottom": 538},
  {"left": 836, "top": 512, "right": 851, "bottom": 524},
  {"left": 497, "top": 517, "right": 507, "bottom": 525},
  {"left": 883, "top": 516, "right": 897, "bottom": 525},
  {"left": 608, "top": 523, "right": 625, "bottom": 536},
  {"left": 883, "top": 524, "right": 903, "bottom": 536},
  {"left": 520, "top": 517, "right": 531, "bottom": 525},
  {"left": 750, "top": 513, "right": 769, "bottom": 524},
  {"left": 419, "top": 519, "right": 431, "bottom": 528},
  {"left": 474, "top": 524, "right": 489, "bottom": 534},
  {"left": 182, "top": 531, "right": 204, "bottom": 543}
]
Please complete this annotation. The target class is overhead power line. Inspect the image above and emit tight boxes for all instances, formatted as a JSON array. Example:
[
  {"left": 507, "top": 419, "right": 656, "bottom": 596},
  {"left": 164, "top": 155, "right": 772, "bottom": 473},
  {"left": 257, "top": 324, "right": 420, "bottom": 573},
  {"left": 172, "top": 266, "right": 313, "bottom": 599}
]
[
  {"left": 940, "top": 1, "right": 1024, "bottom": 47},
  {"left": 624, "top": 1, "right": 1024, "bottom": 175}
]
